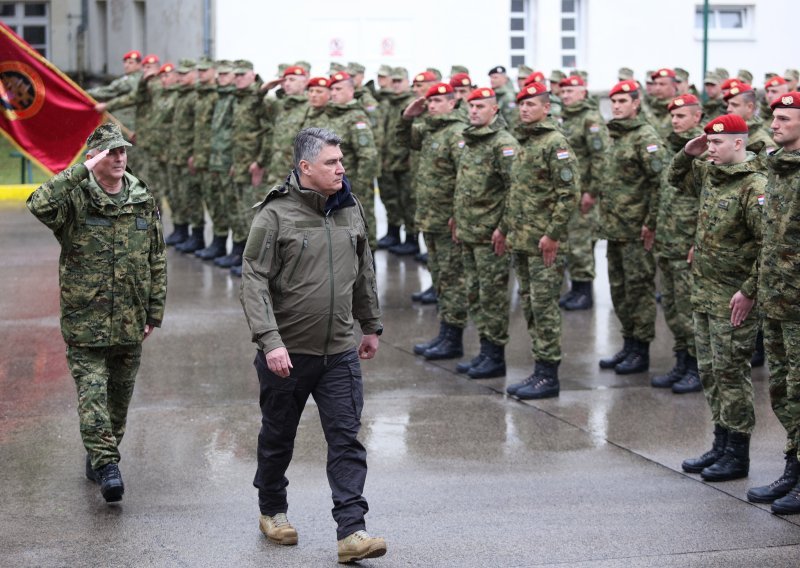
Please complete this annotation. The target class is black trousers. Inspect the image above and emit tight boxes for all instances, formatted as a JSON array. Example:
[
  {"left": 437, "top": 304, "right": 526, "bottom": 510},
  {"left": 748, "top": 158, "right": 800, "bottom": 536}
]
[{"left": 253, "top": 348, "right": 369, "bottom": 539}]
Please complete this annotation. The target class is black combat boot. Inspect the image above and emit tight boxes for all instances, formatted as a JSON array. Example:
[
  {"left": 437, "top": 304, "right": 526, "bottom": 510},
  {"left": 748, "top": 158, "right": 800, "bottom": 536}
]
[
  {"left": 377, "top": 225, "right": 401, "bottom": 249},
  {"left": 751, "top": 329, "right": 765, "bottom": 367},
  {"left": 468, "top": 341, "right": 505, "bottom": 379},
  {"left": 514, "top": 360, "right": 560, "bottom": 400},
  {"left": 563, "top": 281, "right": 593, "bottom": 310},
  {"left": 682, "top": 424, "right": 728, "bottom": 473},
  {"left": 600, "top": 337, "right": 633, "bottom": 369},
  {"left": 672, "top": 354, "right": 702, "bottom": 393},
  {"left": 195, "top": 235, "right": 227, "bottom": 260},
  {"left": 771, "top": 478, "right": 800, "bottom": 515},
  {"left": 558, "top": 283, "right": 575, "bottom": 308},
  {"left": 424, "top": 324, "right": 463, "bottom": 360},
  {"left": 389, "top": 234, "right": 420, "bottom": 256},
  {"left": 214, "top": 240, "right": 245, "bottom": 268},
  {"left": 96, "top": 462, "right": 125, "bottom": 503},
  {"left": 420, "top": 287, "right": 437, "bottom": 304},
  {"left": 748, "top": 453, "right": 800, "bottom": 503},
  {"left": 165, "top": 223, "right": 189, "bottom": 246},
  {"left": 457, "top": 338, "right": 490, "bottom": 373},
  {"left": 176, "top": 227, "right": 205, "bottom": 253},
  {"left": 230, "top": 264, "right": 242, "bottom": 277},
  {"left": 701, "top": 431, "right": 750, "bottom": 481},
  {"left": 615, "top": 339, "right": 649, "bottom": 375},
  {"left": 651, "top": 349, "right": 688, "bottom": 388},
  {"left": 415, "top": 251, "right": 428, "bottom": 264},
  {"left": 413, "top": 322, "right": 446, "bottom": 355},
  {"left": 411, "top": 285, "right": 434, "bottom": 302}
]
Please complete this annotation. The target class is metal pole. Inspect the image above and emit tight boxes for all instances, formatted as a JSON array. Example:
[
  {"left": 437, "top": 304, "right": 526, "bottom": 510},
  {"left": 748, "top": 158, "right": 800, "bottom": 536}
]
[{"left": 702, "top": 0, "right": 709, "bottom": 102}]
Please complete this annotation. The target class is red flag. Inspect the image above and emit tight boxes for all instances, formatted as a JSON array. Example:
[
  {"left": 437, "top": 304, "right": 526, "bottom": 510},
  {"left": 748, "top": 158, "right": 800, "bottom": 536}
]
[{"left": 0, "top": 21, "right": 102, "bottom": 175}]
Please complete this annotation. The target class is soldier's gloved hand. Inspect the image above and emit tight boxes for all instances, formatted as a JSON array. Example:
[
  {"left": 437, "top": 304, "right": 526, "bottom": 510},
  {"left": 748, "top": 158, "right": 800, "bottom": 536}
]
[
  {"left": 403, "top": 97, "right": 427, "bottom": 119},
  {"left": 266, "top": 347, "right": 293, "bottom": 378},
  {"left": 684, "top": 134, "right": 708, "bottom": 157},
  {"left": 729, "top": 291, "right": 755, "bottom": 327},
  {"left": 84, "top": 149, "right": 110, "bottom": 171}
]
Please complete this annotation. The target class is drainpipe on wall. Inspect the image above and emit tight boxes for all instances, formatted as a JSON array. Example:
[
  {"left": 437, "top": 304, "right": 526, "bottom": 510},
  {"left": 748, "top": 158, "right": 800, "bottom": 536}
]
[
  {"left": 75, "top": 0, "right": 89, "bottom": 83},
  {"left": 203, "top": 0, "right": 212, "bottom": 57}
]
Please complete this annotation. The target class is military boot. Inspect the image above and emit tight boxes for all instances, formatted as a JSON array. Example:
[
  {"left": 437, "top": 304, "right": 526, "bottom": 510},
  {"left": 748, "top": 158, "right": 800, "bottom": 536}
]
[
  {"left": 415, "top": 251, "right": 428, "bottom": 264},
  {"left": 230, "top": 264, "right": 242, "bottom": 278},
  {"left": 195, "top": 235, "right": 227, "bottom": 260},
  {"left": 563, "top": 280, "right": 593, "bottom": 310},
  {"left": 672, "top": 354, "right": 702, "bottom": 393},
  {"left": 214, "top": 240, "right": 245, "bottom": 268},
  {"left": 389, "top": 233, "right": 420, "bottom": 256},
  {"left": 771, "top": 478, "right": 800, "bottom": 515},
  {"left": 424, "top": 323, "right": 463, "bottom": 360},
  {"left": 259, "top": 513, "right": 298, "bottom": 545},
  {"left": 468, "top": 341, "right": 505, "bottom": 379},
  {"left": 751, "top": 328, "right": 765, "bottom": 367},
  {"left": 413, "top": 322, "right": 446, "bottom": 355},
  {"left": 337, "top": 530, "right": 387, "bottom": 563},
  {"left": 377, "top": 225, "right": 401, "bottom": 249},
  {"left": 682, "top": 424, "right": 728, "bottom": 473},
  {"left": 515, "top": 360, "right": 560, "bottom": 400},
  {"left": 96, "top": 462, "right": 124, "bottom": 502},
  {"left": 747, "top": 453, "right": 800, "bottom": 503},
  {"left": 457, "top": 338, "right": 490, "bottom": 373},
  {"left": 176, "top": 226, "right": 205, "bottom": 253},
  {"left": 558, "top": 285, "right": 575, "bottom": 308},
  {"left": 701, "top": 431, "right": 750, "bottom": 481},
  {"left": 600, "top": 337, "right": 633, "bottom": 369},
  {"left": 651, "top": 349, "right": 688, "bottom": 388},
  {"left": 165, "top": 223, "right": 189, "bottom": 246},
  {"left": 615, "top": 339, "right": 649, "bottom": 374},
  {"left": 411, "top": 285, "right": 434, "bottom": 302}
]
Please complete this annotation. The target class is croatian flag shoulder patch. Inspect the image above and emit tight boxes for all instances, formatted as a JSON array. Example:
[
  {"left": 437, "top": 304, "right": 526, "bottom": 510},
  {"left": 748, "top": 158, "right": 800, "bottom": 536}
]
[
  {"left": 502, "top": 147, "right": 515, "bottom": 157},
  {"left": 355, "top": 122, "right": 368, "bottom": 130},
  {"left": 646, "top": 144, "right": 659, "bottom": 153},
  {"left": 758, "top": 194, "right": 765, "bottom": 206},
  {"left": 556, "top": 149, "right": 570, "bottom": 160}
]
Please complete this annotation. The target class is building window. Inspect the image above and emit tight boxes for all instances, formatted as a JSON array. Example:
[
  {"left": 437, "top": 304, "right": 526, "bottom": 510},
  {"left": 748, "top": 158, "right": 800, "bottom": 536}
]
[
  {"left": 0, "top": 2, "right": 49, "bottom": 58},
  {"left": 561, "top": 0, "right": 580, "bottom": 70},
  {"left": 509, "top": 0, "right": 531, "bottom": 69},
  {"left": 694, "top": 5, "right": 754, "bottom": 40}
]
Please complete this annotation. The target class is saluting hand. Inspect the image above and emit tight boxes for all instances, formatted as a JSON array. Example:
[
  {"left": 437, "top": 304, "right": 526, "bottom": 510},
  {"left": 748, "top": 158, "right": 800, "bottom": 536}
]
[
  {"left": 84, "top": 149, "right": 109, "bottom": 171},
  {"left": 403, "top": 97, "right": 427, "bottom": 119},
  {"left": 684, "top": 134, "right": 708, "bottom": 157}
]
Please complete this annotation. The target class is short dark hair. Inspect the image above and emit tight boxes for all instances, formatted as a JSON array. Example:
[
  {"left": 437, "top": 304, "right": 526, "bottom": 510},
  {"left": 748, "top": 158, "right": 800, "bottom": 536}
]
[{"left": 293, "top": 128, "right": 342, "bottom": 169}]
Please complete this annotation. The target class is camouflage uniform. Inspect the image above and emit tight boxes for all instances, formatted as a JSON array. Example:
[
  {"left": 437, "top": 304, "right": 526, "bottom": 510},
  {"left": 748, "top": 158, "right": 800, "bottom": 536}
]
[
  {"left": 601, "top": 115, "right": 667, "bottom": 344},
  {"left": 454, "top": 115, "right": 518, "bottom": 346},
  {"left": 264, "top": 94, "right": 309, "bottom": 187},
  {"left": 88, "top": 70, "right": 141, "bottom": 133},
  {"left": 647, "top": 99, "right": 672, "bottom": 140},
  {"left": 169, "top": 74, "right": 200, "bottom": 229},
  {"left": 493, "top": 82, "right": 518, "bottom": 128},
  {"left": 560, "top": 97, "right": 610, "bottom": 284},
  {"left": 149, "top": 82, "right": 179, "bottom": 213},
  {"left": 655, "top": 126, "right": 703, "bottom": 357},
  {"left": 192, "top": 79, "right": 219, "bottom": 234},
  {"left": 747, "top": 119, "right": 777, "bottom": 154},
  {"left": 669, "top": 150, "right": 765, "bottom": 434},
  {"left": 702, "top": 97, "right": 727, "bottom": 124},
  {"left": 398, "top": 110, "right": 468, "bottom": 328},
  {"left": 379, "top": 91, "right": 416, "bottom": 234},
  {"left": 26, "top": 128, "right": 167, "bottom": 469},
  {"left": 326, "top": 100, "right": 379, "bottom": 248},
  {"left": 761, "top": 148, "right": 800, "bottom": 458},
  {"left": 501, "top": 119, "right": 579, "bottom": 362},
  {"left": 207, "top": 83, "right": 237, "bottom": 238}
]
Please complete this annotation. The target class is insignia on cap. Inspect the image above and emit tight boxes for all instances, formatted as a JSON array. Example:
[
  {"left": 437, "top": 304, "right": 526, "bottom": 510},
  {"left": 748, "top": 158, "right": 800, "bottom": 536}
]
[
  {"left": 674, "top": 98, "right": 685, "bottom": 106},
  {"left": 712, "top": 123, "right": 724, "bottom": 132},
  {"left": 730, "top": 87, "right": 740, "bottom": 95},
  {"left": 527, "top": 86, "right": 536, "bottom": 94},
  {"left": 461, "top": 78, "right": 470, "bottom": 85},
  {"left": 438, "top": 85, "right": 446, "bottom": 94},
  {"left": 782, "top": 95, "right": 794, "bottom": 105},
  {"left": 294, "top": 68, "right": 303, "bottom": 75},
  {"left": 769, "top": 79, "right": 778, "bottom": 86},
  {"left": 320, "top": 79, "right": 327, "bottom": 86},
  {"left": 571, "top": 79, "right": 578, "bottom": 85},
  {"left": 659, "top": 70, "right": 669, "bottom": 77},
  {"left": 622, "top": 83, "right": 630, "bottom": 92},
  {"left": 334, "top": 73, "right": 343, "bottom": 80},
  {"left": 482, "top": 89, "right": 491, "bottom": 97},
  {"left": 416, "top": 74, "right": 425, "bottom": 82}
]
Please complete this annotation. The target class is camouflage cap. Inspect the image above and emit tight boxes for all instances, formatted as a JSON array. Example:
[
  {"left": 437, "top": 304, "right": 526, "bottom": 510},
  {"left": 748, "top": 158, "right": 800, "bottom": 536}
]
[
  {"left": 517, "top": 64, "right": 534, "bottom": 78},
  {"left": 233, "top": 59, "right": 254, "bottom": 74},
  {"left": 427, "top": 67, "right": 442, "bottom": 81},
  {"left": 196, "top": 56, "right": 214, "bottom": 71},
  {"left": 573, "top": 69, "right": 588, "bottom": 82},
  {"left": 618, "top": 67, "right": 635, "bottom": 80},
  {"left": 785, "top": 68, "right": 800, "bottom": 82},
  {"left": 277, "top": 63, "right": 289, "bottom": 77},
  {"left": 764, "top": 72, "right": 778, "bottom": 81},
  {"left": 703, "top": 70, "right": 721, "bottom": 85},
  {"left": 737, "top": 69, "right": 753, "bottom": 83},
  {"left": 216, "top": 59, "right": 234, "bottom": 74},
  {"left": 346, "top": 61, "right": 365, "bottom": 75},
  {"left": 674, "top": 67, "right": 689, "bottom": 82},
  {"left": 450, "top": 65, "right": 469, "bottom": 76},
  {"left": 377, "top": 64, "right": 393, "bottom": 77},
  {"left": 86, "top": 122, "right": 132, "bottom": 152},
  {"left": 176, "top": 59, "right": 196, "bottom": 73},
  {"left": 391, "top": 66, "right": 408, "bottom": 80},
  {"left": 714, "top": 67, "right": 729, "bottom": 80},
  {"left": 329, "top": 62, "right": 346, "bottom": 75},
  {"left": 294, "top": 60, "right": 312, "bottom": 72},
  {"left": 549, "top": 69, "right": 566, "bottom": 82},
  {"left": 645, "top": 70, "right": 655, "bottom": 84}
]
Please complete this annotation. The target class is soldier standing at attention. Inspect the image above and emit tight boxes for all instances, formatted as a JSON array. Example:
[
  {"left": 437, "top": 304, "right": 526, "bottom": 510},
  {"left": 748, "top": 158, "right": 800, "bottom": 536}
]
[
  {"left": 649, "top": 68, "right": 679, "bottom": 139},
  {"left": 263, "top": 66, "right": 309, "bottom": 188},
  {"left": 747, "top": 93, "right": 800, "bottom": 513},
  {"left": 301, "top": 76, "right": 332, "bottom": 129},
  {"left": 702, "top": 71, "right": 727, "bottom": 123},
  {"left": 26, "top": 123, "right": 167, "bottom": 503},
  {"left": 762, "top": 76, "right": 790, "bottom": 128},
  {"left": 399, "top": 82, "right": 468, "bottom": 360},
  {"left": 598, "top": 80, "right": 667, "bottom": 375},
  {"left": 488, "top": 66, "right": 517, "bottom": 127},
  {"left": 496, "top": 82, "right": 579, "bottom": 399},
  {"left": 651, "top": 94, "right": 704, "bottom": 393},
  {"left": 725, "top": 83, "right": 777, "bottom": 154},
  {"left": 149, "top": 63, "right": 180, "bottom": 222},
  {"left": 453, "top": 87, "right": 518, "bottom": 379},
  {"left": 557, "top": 74, "right": 610, "bottom": 311},
  {"left": 671, "top": 114, "right": 765, "bottom": 482}
]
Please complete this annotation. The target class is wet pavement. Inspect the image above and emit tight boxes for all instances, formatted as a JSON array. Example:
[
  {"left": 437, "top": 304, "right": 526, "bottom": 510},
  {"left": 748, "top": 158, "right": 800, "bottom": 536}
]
[{"left": 2, "top": 199, "right": 800, "bottom": 567}]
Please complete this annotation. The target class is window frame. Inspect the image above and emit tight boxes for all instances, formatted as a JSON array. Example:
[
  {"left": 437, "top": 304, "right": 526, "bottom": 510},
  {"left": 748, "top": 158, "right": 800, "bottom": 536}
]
[
  {"left": 694, "top": 4, "right": 755, "bottom": 41},
  {"left": 0, "top": 1, "right": 50, "bottom": 58}
]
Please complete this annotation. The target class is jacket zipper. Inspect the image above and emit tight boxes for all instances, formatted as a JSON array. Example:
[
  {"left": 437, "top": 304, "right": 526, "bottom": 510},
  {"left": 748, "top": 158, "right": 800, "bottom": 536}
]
[{"left": 286, "top": 231, "right": 308, "bottom": 283}]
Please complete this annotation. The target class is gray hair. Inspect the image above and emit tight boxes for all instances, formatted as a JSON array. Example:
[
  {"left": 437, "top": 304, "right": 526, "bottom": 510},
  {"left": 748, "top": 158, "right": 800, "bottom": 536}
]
[{"left": 293, "top": 128, "right": 342, "bottom": 169}]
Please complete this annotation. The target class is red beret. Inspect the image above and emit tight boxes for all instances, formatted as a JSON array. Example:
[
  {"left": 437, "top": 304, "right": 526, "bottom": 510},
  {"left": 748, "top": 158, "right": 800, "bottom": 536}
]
[
  {"left": 413, "top": 71, "right": 437, "bottom": 84},
  {"left": 426, "top": 82, "right": 454, "bottom": 98},
  {"left": 123, "top": 50, "right": 142, "bottom": 61},
  {"left": 329, "top": 71, "right": 351, "bottom": 85},
  {"left": 704, "top": 114, "right": 748, "bottom": 135},
  {"left": 158, "top": 63, "right": 174, "bottom": 74},
  {"left": 306, "top": 76, "right": 330, "bottom": 89},
  {"left": 609, "top": 80, "right": 638, "bottom": 97},
  {"left": 283, "top": 66, "right": 308, "bottom": 78},
  {"left": 720, "top": 78, "right": 741, "bottom": 91},
  {"left": 516, "top": 82, "right": 548, "bottom": 102},
  {"left": 467, "top": 87, "right": 496, "bottom": 102},
  {"left": 449, "top": 73, "right": 472, "bottom": 88},
  {"left": 668, "top": 94, "right": 700, "bottom": 111},
  {"left": 770, "top": 91, "right": 800, "bottom": 110},
  {"left": 143, "top": 54, "right": 160, "bottom": 65},
  {"left": 523, "top": 71, "right": 546, "bottom": 86},
  {"left": 723, "top": 83, "right": 754, "bottom": 101},
  {"left": 559, "top": 75, "right": 585, "bottom": 88},
  {"left": 766, "top": 76, "right": 787, "bottom": 88},
  {"left": 651, "top": 68, "right": 676, "bottom": 80}
]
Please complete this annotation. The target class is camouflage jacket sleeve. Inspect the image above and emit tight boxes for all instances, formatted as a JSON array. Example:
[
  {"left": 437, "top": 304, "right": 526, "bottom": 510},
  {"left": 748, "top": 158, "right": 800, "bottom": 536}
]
[
  {"left": 26, "top": 163, "right": 89, "bottom": 237},
  {"left": 740, "top": 175, "right": 766, "bottom": 299},
  {"left": 668, "top": 149, "right": 701, "bottom": 198},
  {"left": 395, "top": 116, "right": 423, "bottom": 151},
  {"left": 351, "top": 197, "right": 382, "bottom": 333},
  {"left": 258, "top": 96, "right": 278, "bottom": 169},
  {"left": 88, "top": 75, "right": 134, "bottom": 102},
  {"left": 636, "top": 129, "right": 668, "bottom": 230},
  {"left": 544, "top": 140, "right": 581, "bottom": 242},
  {"left": 582, "top": 115, "right": 611, "bottom": 197},
  {"left": 147, "top": 202, "right": 167, "bottom": 327},
  {"left": 240, "top": 204, "right": 284, "bottom": 352},
  {"left": 493, "top": 136, "right": 520, "bottom": 233},
  {"left": 105, "top": 76, "right": 150, "bottom": 112},
  {"left": 348, "top": 119, "right": 378, "bottom": 197}
]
